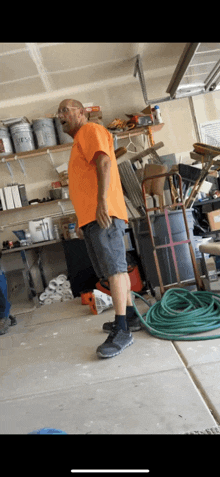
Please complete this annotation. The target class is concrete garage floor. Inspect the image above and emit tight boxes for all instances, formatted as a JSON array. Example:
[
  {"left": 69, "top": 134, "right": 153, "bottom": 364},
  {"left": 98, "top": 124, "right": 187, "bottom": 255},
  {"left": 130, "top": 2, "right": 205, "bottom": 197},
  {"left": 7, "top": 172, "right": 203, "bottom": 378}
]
[{"left": 1, "top": 293, "right": 220, "bottom": 435}]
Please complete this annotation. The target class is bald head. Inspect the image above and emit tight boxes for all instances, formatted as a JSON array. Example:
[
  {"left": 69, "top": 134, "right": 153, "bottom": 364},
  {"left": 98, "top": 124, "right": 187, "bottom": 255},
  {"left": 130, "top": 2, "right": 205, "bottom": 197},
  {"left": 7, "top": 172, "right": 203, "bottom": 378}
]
[
  {"left": 58, "top": 98, "right": 87, "bottom": 137},
  {"left": 59, "top": 98, "right": 84, "bottom": 111}
]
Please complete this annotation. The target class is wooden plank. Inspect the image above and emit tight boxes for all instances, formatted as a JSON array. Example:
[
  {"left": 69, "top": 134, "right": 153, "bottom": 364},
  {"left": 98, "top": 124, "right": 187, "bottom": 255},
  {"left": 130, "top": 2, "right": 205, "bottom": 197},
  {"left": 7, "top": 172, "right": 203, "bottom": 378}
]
[
  {"left": 190, "top": 151, "right": 220, "bottom": 165},
  {"left": 0, "top": 142, "right": 73, "bottom": 163},
  {"left": 2, "top": 238, "right": 61, "bottom": 254},
  {"left": 0, "top": 198, "right": 71, "bottom": 215},
  {"left": 111, "top": 124, "right": 164, "bottom": 140}
]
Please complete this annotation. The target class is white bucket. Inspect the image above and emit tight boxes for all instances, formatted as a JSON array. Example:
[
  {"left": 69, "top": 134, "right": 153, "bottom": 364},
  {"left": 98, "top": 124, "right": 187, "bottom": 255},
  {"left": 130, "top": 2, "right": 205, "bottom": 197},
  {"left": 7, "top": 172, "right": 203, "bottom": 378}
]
[
  {"left": 10, "top": 123, "right": 35, "bottom": 153},
  {"left": 0, "top": 126, "right": 14, "bottom": 156},
  {"left": 33, "top": 118, "right": 57, "bottom": 148},
  {"left": 54, "top": 118, "right": 73, "bottom": 145}
]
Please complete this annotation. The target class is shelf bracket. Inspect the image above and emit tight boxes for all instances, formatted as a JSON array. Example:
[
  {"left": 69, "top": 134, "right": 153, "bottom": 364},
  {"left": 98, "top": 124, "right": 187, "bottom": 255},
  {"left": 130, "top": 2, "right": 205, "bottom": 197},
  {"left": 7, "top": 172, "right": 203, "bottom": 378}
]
[
  {"left": 113, "top": 135, "right": 118, "bottom": 150},
  {"left": 1, "top": 158, "right": 14, "bottom": 181},
  {"left": 58, "top": 200, "right": 65, "bottom": 215},
  {"left": 15, "top": 156, "right": 27, "bottom": 177},
  {"left": 47, "top": 149, "right": 55, "bottom": 167}
]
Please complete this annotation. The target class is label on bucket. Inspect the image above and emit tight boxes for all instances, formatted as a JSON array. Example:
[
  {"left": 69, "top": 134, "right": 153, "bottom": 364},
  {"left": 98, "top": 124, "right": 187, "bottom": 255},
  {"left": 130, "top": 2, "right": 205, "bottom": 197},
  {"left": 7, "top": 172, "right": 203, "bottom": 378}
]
[
  {"left": 0, "top": 136, "right": 13, "bottom": 154},
  {"left": 11, "top": 127, "right": 35, "bottom": 152},
  {"left": 14, "top": 137, "right": 30, "bottom": 146}
]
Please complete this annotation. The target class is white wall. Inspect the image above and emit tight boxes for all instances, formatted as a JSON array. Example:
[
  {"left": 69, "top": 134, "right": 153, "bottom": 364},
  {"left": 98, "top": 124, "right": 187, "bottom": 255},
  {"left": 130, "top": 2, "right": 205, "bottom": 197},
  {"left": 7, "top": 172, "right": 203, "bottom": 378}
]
[{"left": 192, "top": 90, "right": 220, "bottom": 126}]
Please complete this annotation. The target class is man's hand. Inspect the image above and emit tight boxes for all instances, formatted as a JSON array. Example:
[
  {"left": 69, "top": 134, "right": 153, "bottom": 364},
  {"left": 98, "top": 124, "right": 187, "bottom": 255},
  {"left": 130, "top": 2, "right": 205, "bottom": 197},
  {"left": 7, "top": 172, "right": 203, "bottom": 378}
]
[{"left": 96, "top": 198, "right": 112, "bottom": 229}]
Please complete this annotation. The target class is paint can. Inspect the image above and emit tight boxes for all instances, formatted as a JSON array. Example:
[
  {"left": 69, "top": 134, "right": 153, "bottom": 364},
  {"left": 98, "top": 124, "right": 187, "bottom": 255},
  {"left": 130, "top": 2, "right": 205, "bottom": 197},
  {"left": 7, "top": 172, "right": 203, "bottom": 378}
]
[
  {"left": 32, "top": 118, "right": 57, "bottom": 148},
  {"left": 10, "top": 123, "right": 35, "bottom": 153},
  {"left": 0, "top": 126, "right": 14, "bottom": 156}
]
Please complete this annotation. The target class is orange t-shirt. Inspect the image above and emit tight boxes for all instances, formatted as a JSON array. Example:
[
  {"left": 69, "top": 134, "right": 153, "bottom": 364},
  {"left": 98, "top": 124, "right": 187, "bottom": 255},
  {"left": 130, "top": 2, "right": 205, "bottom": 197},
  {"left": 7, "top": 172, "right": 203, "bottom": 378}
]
[{"left": 68, "top": 122, "right": 128, "bottom": 228}]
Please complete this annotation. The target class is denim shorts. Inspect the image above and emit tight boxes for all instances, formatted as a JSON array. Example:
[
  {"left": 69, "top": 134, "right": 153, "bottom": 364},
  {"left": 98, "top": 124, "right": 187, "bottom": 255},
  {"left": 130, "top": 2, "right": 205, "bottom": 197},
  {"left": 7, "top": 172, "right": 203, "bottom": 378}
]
[{"left": 81, "top": 217, "right": 127, "bottom": 280}]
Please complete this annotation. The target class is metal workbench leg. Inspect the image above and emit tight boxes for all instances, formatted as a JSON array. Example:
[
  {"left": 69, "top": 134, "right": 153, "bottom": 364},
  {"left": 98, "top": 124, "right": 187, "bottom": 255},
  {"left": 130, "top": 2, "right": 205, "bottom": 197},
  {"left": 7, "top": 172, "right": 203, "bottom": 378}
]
[
  {"left": 20, "top": 249, "right": 40, "bottom": 307},
  {"left": 36, "top": 248, "right": 48, "bottom": 290}
]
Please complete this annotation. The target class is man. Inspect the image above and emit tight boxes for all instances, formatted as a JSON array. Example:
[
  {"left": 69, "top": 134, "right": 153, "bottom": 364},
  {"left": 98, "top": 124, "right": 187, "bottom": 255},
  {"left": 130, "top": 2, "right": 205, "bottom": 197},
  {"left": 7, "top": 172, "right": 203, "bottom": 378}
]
[
  {"left": 57, "top": 99, "right": 140, "bottom": 358},
  {"left": 0, "top": 246, "right": 17, "bottom": 335}
]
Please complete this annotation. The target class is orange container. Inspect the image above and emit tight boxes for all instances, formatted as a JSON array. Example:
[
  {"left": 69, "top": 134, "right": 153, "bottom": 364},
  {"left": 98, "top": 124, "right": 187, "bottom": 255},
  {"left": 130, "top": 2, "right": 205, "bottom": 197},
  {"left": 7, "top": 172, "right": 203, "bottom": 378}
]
[
  {"left": 95, "top": 265, "right": 144, "bottom": 296},
  {"left": 80, "top": 291, "right": 98, "bottom": 314}
]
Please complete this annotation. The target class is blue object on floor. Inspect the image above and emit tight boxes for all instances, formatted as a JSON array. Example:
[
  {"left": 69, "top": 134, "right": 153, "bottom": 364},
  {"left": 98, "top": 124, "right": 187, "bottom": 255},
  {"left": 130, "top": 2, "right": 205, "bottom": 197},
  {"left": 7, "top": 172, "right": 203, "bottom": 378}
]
[{"left": 28, "top": 428, "right": 68, "bottom": 434}]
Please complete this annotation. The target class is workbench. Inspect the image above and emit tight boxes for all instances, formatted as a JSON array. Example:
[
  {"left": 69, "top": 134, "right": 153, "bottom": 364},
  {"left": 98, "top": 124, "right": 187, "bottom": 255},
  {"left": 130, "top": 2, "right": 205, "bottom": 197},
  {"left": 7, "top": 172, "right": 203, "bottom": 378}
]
[
  {"left": 2, "top": 239, "right": 62, "bottom": 306},
  {"left": 1, "top": 238, "right": 100, "bottom": 306}
]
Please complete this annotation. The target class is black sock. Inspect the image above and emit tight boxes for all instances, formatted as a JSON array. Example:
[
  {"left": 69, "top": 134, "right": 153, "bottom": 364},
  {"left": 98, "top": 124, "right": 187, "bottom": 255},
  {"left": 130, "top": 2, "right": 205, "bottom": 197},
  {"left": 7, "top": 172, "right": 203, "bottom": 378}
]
[
  {"left": 126, "top": 305, "right": 136, "bottom": 319},
  {"left": 115, "top": 314, "right": 127, "bottom": 331}
]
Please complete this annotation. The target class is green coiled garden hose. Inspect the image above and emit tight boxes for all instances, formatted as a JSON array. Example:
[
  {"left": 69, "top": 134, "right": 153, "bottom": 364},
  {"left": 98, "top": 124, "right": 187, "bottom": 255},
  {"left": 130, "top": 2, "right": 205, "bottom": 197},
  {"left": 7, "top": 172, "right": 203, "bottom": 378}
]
[{"left": 132, "top": 288, "right": 220, "bottom": 341}]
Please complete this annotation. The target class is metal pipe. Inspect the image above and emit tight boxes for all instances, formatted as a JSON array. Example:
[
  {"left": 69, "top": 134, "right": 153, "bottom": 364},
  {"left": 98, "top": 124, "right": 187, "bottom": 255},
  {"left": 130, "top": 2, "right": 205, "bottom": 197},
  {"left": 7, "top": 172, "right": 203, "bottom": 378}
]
[
  {"left": 188, "top": 96, "right": 201, "bottom": 142},
  {"left": 133, "top": 54, "right": 148, "bottom": 105}
]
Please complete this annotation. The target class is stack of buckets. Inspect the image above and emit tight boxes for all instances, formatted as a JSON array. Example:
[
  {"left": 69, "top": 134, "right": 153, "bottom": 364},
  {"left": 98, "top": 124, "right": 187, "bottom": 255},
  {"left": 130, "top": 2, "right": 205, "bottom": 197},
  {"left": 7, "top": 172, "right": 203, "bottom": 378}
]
[{"left": 0, "top": 117, "right": 73, "bottom": 156}]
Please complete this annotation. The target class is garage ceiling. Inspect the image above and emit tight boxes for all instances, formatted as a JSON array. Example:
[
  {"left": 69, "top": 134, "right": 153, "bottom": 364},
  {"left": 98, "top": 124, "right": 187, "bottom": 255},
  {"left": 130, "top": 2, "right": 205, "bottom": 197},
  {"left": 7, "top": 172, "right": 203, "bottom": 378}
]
[{"left": 0, "top": 42, "right": 186, "bottom": 108}]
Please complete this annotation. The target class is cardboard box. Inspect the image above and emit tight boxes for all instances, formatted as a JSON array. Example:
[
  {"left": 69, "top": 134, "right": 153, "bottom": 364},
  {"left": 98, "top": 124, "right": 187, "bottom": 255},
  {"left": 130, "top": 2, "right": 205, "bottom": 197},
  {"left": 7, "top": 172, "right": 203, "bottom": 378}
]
[
  {"left": 207, "top": 209, "right": 220, "bottom": 230},
  {"left": 141, "top": 105, "right": 152, "bottom": 115},
  {"left": 58, "top": 171, "right": 69, "bottom": 186},
  {"left": 51, "top": 181, "right": 62, "bottom": 189},
  {"left": 59, "top": 214, "right": 77, "bottom": 239},
  {"left": 85, "top": 106, "right": 101, "bottom": 113},
  {"left": 88, "top": 111, "right": 102, "bottom": 119}
]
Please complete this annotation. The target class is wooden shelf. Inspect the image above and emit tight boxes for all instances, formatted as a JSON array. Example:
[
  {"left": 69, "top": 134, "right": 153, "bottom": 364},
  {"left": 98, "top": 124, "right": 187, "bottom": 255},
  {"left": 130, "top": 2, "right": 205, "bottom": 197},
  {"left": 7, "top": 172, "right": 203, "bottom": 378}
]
[
  {"left": 0, "top": 125, "right": 164, "bottom": 162},
  {"left": 0, "top": 142, "right": 73, "bottom": 163},
  {"left": 2, "top": 238, "right": 62, "bottom": 254},
  {"left": 0, "top": 198, "right": 72, "bottom": 215},
  {"left": 110, "top": 124, "right": 164, "bottom": 139}
]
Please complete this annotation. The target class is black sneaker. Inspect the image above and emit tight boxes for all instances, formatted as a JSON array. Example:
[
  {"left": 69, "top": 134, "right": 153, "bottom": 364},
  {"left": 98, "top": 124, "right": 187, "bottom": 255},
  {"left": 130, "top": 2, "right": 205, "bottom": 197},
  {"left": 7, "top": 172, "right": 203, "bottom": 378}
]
[
  {"left": 103, "top": 315, "right": 141, "bottom": 333},
  {"left": 9, "top": 315, "right": 17, "bottom": 326},
  {"left": 96, "top": 325, "right": 134, "bottom": 358}
]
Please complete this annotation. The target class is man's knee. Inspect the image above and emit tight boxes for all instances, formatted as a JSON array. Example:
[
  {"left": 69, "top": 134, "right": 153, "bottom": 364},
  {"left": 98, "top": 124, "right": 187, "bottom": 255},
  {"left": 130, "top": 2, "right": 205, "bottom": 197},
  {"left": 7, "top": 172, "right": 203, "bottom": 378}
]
[{"left": 108, "top": 271, "right": 127, "bottom": 280}]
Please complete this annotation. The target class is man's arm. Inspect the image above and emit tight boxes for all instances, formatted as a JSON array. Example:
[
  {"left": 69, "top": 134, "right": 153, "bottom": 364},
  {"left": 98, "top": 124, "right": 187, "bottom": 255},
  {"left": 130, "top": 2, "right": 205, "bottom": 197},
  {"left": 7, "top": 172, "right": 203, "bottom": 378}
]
[{"left": 95, "top": 152, "right": 112, "bottom": 229}]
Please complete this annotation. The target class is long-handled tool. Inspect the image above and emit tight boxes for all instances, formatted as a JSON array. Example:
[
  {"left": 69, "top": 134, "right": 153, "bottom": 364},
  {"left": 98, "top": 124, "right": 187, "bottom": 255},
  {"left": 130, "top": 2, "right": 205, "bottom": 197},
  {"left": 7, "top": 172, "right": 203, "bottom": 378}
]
[
  {"left": 179, "top": 163, "right": 203, "bottom": 202},
  {"left": 185, "top": 154, "right": 214, "bottom": 208},
  {"left": 185, "top": 142, "right": 220, "bottom": 206}
]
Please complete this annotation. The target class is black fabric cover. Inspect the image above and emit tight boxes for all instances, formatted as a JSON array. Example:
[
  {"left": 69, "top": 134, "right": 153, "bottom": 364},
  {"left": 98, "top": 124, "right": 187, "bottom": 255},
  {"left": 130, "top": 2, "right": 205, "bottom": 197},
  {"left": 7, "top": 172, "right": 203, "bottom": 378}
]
[{"left": 61, "top": 239, "right": 99, "bottom": 297}]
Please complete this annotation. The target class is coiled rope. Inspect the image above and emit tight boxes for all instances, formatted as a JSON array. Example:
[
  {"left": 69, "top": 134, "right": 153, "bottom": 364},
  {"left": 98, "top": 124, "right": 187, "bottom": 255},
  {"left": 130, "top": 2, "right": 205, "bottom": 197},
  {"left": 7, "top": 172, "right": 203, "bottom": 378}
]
[{"left": 132, "top": 288, "right": 220, "bottom": 341}]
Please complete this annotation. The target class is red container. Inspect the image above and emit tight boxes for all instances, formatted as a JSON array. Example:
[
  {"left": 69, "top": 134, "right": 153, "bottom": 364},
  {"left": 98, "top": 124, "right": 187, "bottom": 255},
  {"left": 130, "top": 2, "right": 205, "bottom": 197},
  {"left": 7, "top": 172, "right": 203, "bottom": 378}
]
[{"left": 95, "top": 265, "right": 144, "bottom": 296}]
